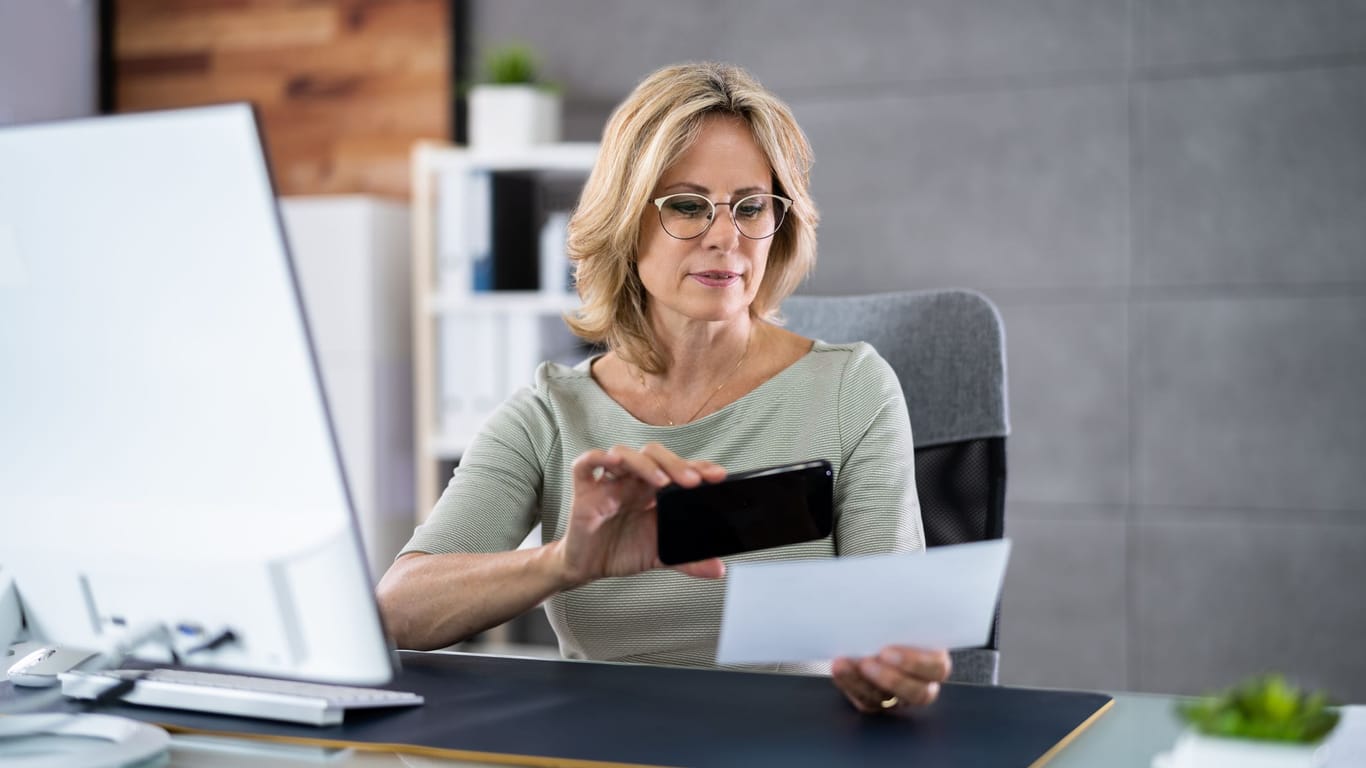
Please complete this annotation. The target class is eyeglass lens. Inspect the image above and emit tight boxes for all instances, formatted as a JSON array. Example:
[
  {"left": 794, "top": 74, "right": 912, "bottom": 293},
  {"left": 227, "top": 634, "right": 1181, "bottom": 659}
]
[{"left": 657, "top": 194, "right": 787, "bottom": 240}]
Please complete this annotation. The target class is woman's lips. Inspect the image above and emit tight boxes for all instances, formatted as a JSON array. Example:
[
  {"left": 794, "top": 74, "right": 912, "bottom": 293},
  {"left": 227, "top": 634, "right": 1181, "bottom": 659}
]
[{"left": 690, "top": 271, "right": 740, "bottom": 287}]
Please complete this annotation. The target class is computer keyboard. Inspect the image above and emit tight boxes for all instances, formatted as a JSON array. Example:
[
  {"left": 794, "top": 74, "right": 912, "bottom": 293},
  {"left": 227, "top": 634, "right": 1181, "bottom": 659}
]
[{"left": 60, "top": 668, "right": 424, "bottom": 726}]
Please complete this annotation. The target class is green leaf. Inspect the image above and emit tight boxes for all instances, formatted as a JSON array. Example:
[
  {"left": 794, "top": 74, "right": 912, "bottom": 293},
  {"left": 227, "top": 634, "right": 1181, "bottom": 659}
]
[
  {"left": 482, "top": 43, "right": 540, "bottom": 85},
  {"left": 1175, "top": 674, "right": 1341, "bottom": 744}
]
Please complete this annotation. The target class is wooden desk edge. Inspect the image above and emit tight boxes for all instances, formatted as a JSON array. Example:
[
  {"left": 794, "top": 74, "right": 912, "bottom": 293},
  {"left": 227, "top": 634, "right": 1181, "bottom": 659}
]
[
  {"left": 1027, "top": 696, "right": 1117, "bottom": 768},
  {"left": 159, "top": 723, "right": 671, "bottom": 768}
]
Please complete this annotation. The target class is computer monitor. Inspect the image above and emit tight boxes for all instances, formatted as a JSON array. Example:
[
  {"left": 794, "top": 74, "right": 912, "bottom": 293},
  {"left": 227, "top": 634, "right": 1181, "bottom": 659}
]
[{"left": 0, "top": 104, "right": 394, "bottom": 685}]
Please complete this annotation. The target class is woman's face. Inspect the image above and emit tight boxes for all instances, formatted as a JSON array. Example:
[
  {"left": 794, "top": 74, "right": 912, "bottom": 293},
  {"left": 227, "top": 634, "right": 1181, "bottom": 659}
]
[{"left": 637, "top": 115, "right": 776, "bottom": 328}]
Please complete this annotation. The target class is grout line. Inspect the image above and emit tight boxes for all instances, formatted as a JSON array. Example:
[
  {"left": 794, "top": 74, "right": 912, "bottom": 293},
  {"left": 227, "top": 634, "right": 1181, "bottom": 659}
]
[
  {"left": 1129, "top": 504, "right": 1366, "bottom": 523},
  {"left": 779, "top": 69, "right": 1130, "bottom": 103},
  {"left": 1007, "top": 499, "right": 1366, "bottom": 523},
  {"left": 564, "top": 56, "right": 1366, "bottom": 114},
  {"left": 768, "top": 51, "right": 1364, "bottom": 106},
  {"left": 937, "top": 281, "right": 1366, "bottom": 306},
  {"left": 1137, "top": 51, "right": 1366, "bottom": 83},
  {"left": 1129, "top": 282, "right": 1366, "bottom": 301},
  {"left": 1124, "top": 0, "right": 1141, "bottom": 694},
  {"left": 1132, "top": 500, "right": 1366, "bottom": 513},
  {"left": 1007, "top": 499, "right": 1131, "bottom": 509}
]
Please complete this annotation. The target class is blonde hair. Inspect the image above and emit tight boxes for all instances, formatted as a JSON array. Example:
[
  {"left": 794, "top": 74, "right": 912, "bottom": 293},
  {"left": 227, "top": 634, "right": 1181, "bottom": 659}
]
[{"left": 565, "top": 62, "right": 819, "bottom": 374}]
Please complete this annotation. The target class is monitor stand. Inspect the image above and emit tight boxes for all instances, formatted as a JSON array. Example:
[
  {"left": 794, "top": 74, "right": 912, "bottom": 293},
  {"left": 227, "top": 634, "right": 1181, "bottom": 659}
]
[{"left": 0, "top": 713, "right": 169, "bottom": 768}]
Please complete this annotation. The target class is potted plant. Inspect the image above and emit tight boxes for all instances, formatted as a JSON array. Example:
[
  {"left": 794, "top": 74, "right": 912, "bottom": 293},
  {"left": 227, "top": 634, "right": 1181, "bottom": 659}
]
[
  {"left": 467, "top": 42, "right": 561, "bottom": 148},
  {"left": 1162, "top": 675, "right": 1340, "bottom": 768}
]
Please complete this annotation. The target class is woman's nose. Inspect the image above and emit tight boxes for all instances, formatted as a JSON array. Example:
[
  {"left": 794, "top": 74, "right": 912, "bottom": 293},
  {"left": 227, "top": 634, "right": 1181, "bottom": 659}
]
[{"left": 702, "top": 205, "right": 741, "bottom": 249}]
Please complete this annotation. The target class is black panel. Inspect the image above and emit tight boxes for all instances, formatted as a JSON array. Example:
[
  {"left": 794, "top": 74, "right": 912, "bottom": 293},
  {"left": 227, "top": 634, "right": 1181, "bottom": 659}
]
[
  {"left": 488, "top": 172, "right": 539, "bottom": 290},
  {"left": 915, "top": 437, "right": 1006, "bottom": 547},
  {"left": 450, "top": 0, "right": 468, "bottom": 143},
  {"left": 915, "top": 436, "right": 1007, "bottom": 650},
  {"left": 97, "top": 0, "right": 116, "bottom": 114}
]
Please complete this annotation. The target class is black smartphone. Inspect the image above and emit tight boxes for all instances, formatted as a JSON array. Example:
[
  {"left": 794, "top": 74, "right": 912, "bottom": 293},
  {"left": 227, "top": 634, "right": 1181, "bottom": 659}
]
[{"left": 656, "top": 459, "right": 834, "bottom": 565}]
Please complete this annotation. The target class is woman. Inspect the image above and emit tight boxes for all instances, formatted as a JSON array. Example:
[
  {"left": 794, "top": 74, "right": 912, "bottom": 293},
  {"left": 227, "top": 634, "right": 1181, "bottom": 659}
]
[{"left": 377, "top": 62, "right": 949, "bottom": 713}]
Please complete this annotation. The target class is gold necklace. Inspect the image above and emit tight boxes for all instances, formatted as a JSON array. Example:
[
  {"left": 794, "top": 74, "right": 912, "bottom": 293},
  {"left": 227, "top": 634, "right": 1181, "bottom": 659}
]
[{"left": 638, "top": 328, "right": 753, "bottom": 427}]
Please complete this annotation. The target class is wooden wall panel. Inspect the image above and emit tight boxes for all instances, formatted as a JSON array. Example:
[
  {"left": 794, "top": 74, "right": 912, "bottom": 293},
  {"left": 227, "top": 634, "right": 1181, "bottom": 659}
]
[{"left": 113, "top": 0, "right": 451, "bottom": 198}]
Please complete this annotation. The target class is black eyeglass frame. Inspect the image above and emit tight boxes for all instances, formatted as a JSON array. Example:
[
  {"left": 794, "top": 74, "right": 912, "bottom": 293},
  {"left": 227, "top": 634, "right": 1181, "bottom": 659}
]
[{"left": 650, "top": 192, "right": 793, "bottom": 241}]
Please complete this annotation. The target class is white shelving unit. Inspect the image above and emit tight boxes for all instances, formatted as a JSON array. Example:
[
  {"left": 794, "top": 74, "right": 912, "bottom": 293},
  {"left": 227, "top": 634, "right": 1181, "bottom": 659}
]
[{"left": 410, "top": 141, "right": 599, "bottom": 519}]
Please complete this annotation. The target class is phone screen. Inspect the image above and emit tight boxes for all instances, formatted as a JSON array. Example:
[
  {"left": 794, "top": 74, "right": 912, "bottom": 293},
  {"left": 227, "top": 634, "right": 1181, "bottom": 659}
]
[{"left": 656, "top": 460, "right": 834, "bottom": 565}]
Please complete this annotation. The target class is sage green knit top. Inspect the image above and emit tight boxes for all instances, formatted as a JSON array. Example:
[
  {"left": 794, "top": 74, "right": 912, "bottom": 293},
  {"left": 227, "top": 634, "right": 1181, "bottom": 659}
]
[{"left": 401, "top": 341, "right": 923, "bottom": 671}]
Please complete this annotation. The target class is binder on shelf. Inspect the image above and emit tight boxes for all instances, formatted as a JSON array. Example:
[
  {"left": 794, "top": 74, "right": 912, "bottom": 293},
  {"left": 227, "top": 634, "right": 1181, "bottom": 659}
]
[
  {"left": 435, "top": 169, "right": 474, "bottom": 294},
  {"left": 439, "top": 313, "right": 502, "bottom": 440},
  {"left": 487, "top": 172, "right": 540, "bottom": 292},
  {"left": 539, "top": 211, "right": 573, "bottom": 296},
  {"left": 466, "top": 170, "right": 493, "bottom": 292},
  {"left": 536, "top": 172, "right": 585, "bottom": 296},
  {"left": 500, "top": 313, "right": 541, "bottom": 398}
]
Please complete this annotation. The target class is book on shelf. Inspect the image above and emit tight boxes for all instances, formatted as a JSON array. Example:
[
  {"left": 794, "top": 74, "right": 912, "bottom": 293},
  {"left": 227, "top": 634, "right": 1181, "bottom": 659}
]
[{"left": 436, "top": 169, "right": 491, "bottom": 295}]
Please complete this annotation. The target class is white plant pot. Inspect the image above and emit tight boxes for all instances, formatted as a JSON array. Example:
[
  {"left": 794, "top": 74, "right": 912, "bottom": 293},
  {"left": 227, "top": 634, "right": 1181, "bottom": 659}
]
[
  {"left": 1162, "top": 730, "right": 1328, "bottom": 768},
  {"left": 468, "top": 85, "right": 561, "bottom": 148}
]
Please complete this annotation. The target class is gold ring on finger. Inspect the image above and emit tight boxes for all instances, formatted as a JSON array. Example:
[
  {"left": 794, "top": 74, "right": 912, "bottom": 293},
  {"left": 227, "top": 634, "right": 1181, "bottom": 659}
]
[{"left": 879, "top": 695, "right": 900, "bottom": 710}]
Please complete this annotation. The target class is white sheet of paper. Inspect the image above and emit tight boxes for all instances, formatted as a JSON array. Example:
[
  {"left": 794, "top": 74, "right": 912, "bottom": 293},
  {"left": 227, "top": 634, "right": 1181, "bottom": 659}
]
[{"left": 716, "top": 539, "right": 1011, "bottom": 664}]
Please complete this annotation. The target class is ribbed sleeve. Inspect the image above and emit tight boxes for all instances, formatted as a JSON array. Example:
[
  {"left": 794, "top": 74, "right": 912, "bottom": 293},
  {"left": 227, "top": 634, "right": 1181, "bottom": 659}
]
[{"left": 833, "top": 347, "right": 924, "bottom": 555}]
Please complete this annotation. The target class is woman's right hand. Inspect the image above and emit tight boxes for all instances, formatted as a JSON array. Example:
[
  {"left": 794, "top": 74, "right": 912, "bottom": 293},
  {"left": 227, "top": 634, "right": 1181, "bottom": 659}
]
[{"left": 553, "top": 443, "right": 728, "bottom": 588}]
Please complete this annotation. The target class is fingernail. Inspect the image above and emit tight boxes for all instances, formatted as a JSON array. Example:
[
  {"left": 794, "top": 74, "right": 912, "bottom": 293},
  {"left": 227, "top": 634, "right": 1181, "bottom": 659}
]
[
  {"left": 655, "top": 470, "right": 670, "bottom": 485},
  {"left": 684, "top": 468, "right": 701, "bottom": 483},
  {"left": 880, "top": 649, "right": 902, "bottom": 666}
]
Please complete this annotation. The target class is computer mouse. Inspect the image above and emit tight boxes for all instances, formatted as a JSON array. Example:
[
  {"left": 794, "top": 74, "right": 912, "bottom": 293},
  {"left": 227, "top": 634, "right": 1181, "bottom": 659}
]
[{"left": 5, "top": 644, "right": 97, "bottom": 687}]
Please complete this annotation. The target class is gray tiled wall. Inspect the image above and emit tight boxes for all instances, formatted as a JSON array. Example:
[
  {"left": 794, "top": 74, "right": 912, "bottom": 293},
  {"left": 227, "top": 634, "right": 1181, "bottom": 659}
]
[
  {"left": 1001, "top": 302, "right": 1130, "bottom": 506},
  {"left": 475, "top": 0, "right": 1366, "bottom": 700},
  {"left": 0, "top": 0, "right": 96, "bottom": 124},
  {"left": 1136, "top": 68, "right": 1366, "bottom": 286},
  {"left": 797, "top": 85, "right": 1130, "bottom": 295},
  {"left": 1136, "top": 296, "right": 1366, "bottom": 512},
  {"left": 1132, "top": 518, "right": 1366, "bottom": 697},
  {"left": 1136, "top": 0, "right": 1366, "bottom": 71},
  {"left": 1001, "top": 512, "right": 1129, "bottom": 691}
]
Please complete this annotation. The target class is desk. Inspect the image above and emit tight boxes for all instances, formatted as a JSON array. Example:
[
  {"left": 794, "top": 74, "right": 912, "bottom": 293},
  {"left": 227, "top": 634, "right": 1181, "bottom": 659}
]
[
  {"left": 151, "top": 690, "right": 1183, "bottom": 767},
  {"left": 62, "top": 651, "right": 1111, "bottom": 766},
  {"left": 158, "top": 691, "right": 1366, "bottom": 768},
  {"left": 1050, "top": 691, "right": 1185, "bottom": 767},
  {"left": 9, "top": 652, "right": 1353, "bottom": 767}
]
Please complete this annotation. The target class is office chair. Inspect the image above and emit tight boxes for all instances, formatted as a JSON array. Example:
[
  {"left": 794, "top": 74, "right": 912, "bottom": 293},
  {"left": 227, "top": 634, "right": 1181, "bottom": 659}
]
[{"left": 782, "top": 289, "right": 1009, "bottom": 685}]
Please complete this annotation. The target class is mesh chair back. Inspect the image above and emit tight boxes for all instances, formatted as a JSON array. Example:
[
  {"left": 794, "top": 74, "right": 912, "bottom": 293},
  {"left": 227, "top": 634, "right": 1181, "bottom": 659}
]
[{"left": 782, "top": 289, "right": 1009, "bottom": 684}]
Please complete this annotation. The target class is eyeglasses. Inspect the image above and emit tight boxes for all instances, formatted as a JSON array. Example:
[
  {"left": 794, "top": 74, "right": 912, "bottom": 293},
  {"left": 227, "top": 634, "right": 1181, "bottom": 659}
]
[{"left": 651, "top": 192, "right": 792, "bottom": 241}]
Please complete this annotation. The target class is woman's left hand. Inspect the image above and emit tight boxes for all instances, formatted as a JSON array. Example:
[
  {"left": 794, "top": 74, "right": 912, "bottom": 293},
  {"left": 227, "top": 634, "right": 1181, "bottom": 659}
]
[{"left": 830, "top": 646, "right": 951, "bottom": 713}]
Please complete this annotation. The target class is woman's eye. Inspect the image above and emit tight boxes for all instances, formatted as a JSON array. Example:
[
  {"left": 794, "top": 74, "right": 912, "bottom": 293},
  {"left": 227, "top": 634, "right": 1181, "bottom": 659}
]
[
  {"left": 736, "top": 200, "right": 768, "bottom": 219},
  {"left": 668, "top": 201, "right": 708, "bottom": 217}
]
